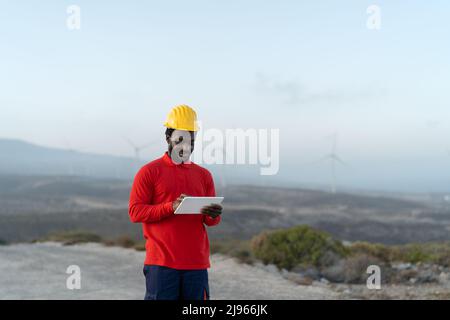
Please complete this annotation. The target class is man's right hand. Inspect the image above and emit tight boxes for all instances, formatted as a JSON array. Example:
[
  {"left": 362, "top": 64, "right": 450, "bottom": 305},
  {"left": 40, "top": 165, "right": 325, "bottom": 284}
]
[{"left": 172, "top": 193, "right": 187, "bottom": 211}]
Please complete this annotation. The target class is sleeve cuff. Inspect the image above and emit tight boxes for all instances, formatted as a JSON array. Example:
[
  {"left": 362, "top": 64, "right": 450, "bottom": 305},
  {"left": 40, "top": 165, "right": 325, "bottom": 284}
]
[
  {"left": 204, "top": 214, "right": 220, "bottom": 225},
  {"left": 162, "top": 201, "right": 175, "bottom": 217}
]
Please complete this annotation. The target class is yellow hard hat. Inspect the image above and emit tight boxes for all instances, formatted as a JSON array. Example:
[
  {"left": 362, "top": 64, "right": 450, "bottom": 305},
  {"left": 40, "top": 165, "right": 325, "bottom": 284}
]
[{"left": 163, "top": 104, "right": 199, "bottom": 131}]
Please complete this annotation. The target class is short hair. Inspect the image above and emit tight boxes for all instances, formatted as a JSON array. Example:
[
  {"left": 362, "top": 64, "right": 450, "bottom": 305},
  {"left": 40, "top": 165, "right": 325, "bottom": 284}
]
[{"left": 165, "top": 128, "right": 175, "bottom": 140}]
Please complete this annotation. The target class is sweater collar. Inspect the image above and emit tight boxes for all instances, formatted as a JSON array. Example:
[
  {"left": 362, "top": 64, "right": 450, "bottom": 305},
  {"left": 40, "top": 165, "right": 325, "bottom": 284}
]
[{"left": 162, "top": 151, "right": 193, "bottom": 167}]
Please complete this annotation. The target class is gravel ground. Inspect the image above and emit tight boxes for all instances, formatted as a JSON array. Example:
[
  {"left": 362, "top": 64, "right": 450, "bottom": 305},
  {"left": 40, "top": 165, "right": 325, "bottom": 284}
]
[
  {"left": 4, "top": 243, "right": 447, "bottom": 300},
  {"left": 0, "top": 242, "right": 338, "bottom": 300}
]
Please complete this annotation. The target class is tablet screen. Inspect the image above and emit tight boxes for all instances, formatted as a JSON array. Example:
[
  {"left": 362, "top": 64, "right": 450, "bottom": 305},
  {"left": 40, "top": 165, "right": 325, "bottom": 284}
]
[{"left": 174, "top": 196, "right": 224, "bottom": 214}]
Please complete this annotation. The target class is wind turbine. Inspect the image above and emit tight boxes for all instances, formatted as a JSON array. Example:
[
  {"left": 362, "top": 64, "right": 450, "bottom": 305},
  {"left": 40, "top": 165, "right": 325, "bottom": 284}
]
[
  {"left": 320, "top": 133, "right": 347, "bottom": 194},
  {"left": 62, "top": 139, "right": 76, "bottom": 176},
  {"left": 123, "top": 137, "right": 154, "bottom": 161}
]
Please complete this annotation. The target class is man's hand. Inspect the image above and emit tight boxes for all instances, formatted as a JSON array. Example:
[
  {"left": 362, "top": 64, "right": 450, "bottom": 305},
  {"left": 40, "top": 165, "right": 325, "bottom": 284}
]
[
  {"left": 172, "top": 193, "right": 187, "bottom": 211},
  {"left": 201, "top": 203, "right": 223, "bottom": 219}
]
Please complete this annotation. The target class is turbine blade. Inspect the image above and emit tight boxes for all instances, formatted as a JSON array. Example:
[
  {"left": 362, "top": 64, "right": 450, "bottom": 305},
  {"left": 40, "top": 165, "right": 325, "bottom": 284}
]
[
  {"left": 332, "top": 155, "right": 347, "bottom": 166},
  {"left": 123, "top": 136, "right": 137, "bottom": 149},
  {"left": 140, "top": 138, "right": 161, "bottom": 150}
]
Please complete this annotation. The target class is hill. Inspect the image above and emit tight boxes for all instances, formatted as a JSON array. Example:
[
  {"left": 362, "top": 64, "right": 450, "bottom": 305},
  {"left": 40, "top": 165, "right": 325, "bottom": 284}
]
[
  {"left": 0, "top": 138, "right": 140, "bottom": 179},
  {"left": 1, "top": 175, "right": 450, "bottom": 244}
]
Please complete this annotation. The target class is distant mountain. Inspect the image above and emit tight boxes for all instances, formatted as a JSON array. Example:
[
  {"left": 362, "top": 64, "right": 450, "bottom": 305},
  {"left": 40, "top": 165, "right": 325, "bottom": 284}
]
[
  {"left": 0, "top": 138, "right": 267, "bottom": 186},
  {"left": 0, "top": 138, "right": 142, "bottom": 179}
]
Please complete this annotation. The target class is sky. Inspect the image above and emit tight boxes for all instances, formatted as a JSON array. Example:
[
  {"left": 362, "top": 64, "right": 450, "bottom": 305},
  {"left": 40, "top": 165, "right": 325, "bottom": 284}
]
[{"left": 1, "top": 0, "right": 450, "bottom": 192}]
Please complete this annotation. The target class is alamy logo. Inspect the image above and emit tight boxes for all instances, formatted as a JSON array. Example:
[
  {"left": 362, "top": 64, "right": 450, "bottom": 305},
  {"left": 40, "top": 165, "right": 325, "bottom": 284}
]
[
  {"left": 366, "top": 5, "right": 381, "bottom": 30},
  {"left": 67, "top": 5, "right": 81, "bottom": 30},
  {"left": 66, "top": 265, "right": 81, "bottom": 290},
  {"left": 366, "top": 265, "right": 381, "bottom": 290},
  {"left": 171, "top": 122, "right": 280, "bottom": 176}
]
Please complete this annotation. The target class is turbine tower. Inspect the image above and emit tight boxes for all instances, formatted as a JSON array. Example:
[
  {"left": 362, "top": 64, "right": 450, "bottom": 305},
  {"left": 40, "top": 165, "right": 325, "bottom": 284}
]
[
  {"left": 62, "top": 139, "right": 75, "bottom": 176},
  {"left": 322, "top": 133, "right": 346, "bottom": 194}
]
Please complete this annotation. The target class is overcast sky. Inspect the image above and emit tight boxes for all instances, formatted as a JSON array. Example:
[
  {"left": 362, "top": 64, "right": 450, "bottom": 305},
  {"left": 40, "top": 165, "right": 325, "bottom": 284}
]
[{"left": 1, "top": 0, "right": 449, "bottom": 192}]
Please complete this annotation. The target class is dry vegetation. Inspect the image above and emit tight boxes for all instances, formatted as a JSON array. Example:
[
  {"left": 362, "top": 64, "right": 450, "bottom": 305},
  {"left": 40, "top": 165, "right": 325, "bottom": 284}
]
[{"left": 33, "top": 225, "right": 450, "bottom": 287}]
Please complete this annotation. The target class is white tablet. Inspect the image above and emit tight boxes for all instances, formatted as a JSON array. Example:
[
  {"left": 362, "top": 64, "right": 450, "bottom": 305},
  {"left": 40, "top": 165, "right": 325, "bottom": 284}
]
[{"left": 174, "top": 196, "right": 224, "bottom": 214}]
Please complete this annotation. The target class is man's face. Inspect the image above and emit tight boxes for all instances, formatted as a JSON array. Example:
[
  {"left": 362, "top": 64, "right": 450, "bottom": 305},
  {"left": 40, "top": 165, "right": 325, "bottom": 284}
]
[{"left": 167, "top": 130, "right": 196, "bottom": 164}]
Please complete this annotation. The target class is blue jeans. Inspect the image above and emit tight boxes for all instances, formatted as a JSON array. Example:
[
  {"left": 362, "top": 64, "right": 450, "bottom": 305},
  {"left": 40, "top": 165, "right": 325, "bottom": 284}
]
[{"left": 143, "top": 265, "right": 210, "bottom": 300}]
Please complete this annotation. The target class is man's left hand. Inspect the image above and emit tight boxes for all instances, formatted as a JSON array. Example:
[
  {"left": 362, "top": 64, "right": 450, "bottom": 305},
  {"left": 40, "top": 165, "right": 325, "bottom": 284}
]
[{"left": 201, "top": 204, "right": 222, "bottom": 219}]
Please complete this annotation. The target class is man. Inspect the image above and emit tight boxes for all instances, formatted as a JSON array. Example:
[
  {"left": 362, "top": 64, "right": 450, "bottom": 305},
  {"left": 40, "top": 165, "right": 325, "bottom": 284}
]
[{"left": 128, "top": 104, "right": 223, "bottom": 300}]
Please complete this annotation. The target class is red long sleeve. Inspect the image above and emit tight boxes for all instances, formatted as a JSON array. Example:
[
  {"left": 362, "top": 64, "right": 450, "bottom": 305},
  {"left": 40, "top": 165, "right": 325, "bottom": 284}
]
[
  {"left": 128, "top": 152, "right": 221, "bottom": 269},
  {"left": 202, "top": 170, "right": 221, "bottom": 227},
  {"left": 129, "top": 167, "right": 174, "bottom": 223}
]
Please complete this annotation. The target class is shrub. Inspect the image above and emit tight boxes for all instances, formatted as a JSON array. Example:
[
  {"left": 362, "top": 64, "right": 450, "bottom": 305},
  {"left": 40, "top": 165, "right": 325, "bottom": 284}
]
[
  {"left": 133, "top": 241, "right": 146, "bottom": 251},
  {"left": 250, "top": 225, "right": 348, "bottom": 270},
  {"left": 341, "top": 253, "right": 388, "bottom": 284},
  {"left": 391, "top": 242, "right": 450, "bottom": 266},
  {"left": 0, "top": 239, "right": 8, "bottom": 245},
  {"left": 349, "top": 241, "right": 394, "bottom": 262},
  {"left": 103, "top": 236, "right": 140, "bottom": 249},
  {"left": 114, "top": 235, "right": 135, "bottom": 248},
  {"left": 349, "top": 241, "right": 450, "bottom": 267},
  {"left": 431, "top": 244, "right": 450, "bottom": 267},
  {"left": 398, "top": 244, "right": 432, "bottom": 263},
  {"left": 211, "top": 239, "right": 254, "bottom": 264},
  {"left": 37, "top": 230, "right": 102, "bottom": 245}
]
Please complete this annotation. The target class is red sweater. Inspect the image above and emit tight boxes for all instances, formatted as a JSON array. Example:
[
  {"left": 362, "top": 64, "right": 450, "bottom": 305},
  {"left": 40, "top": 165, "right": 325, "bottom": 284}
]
[{"left": 128, "top": 152, "right": 221, "bottom": 269}]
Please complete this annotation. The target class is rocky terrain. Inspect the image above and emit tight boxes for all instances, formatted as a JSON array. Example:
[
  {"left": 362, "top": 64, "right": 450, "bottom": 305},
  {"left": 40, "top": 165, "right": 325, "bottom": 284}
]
[
  {"left": 0, "top": 242, "right": 337, "bottom": 300},
  {"left": 1, "top": 242, "right": 450, "bottom": 300}
]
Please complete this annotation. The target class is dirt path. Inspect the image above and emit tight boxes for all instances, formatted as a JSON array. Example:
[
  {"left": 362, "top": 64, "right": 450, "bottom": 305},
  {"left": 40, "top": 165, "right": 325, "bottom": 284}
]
[{"left": 0, "top": 242, "right": 338, "bottom": 300}]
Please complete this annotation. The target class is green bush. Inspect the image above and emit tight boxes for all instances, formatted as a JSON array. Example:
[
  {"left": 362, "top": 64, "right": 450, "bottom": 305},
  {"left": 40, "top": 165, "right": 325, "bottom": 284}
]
[
  {"left": 392, "top": 242, "right": 450, "bottom": 266},
  {"left": 430, "top": 244, "right": 450, "bottom": 267},
  {"left": 349, "top": 241, "right": 450, "bottom": 267},
  {"left": 251, "top": 225, "right": 348, "bottom": 270},
  {"left": 398, "top": 244, "right": 432, "bottom": 263},
  {"left": 0, "top": 239, "right": 8, "bottom": 245},
  {"left": 349, "top": 241, "right": 394, "bottom": 262}
]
